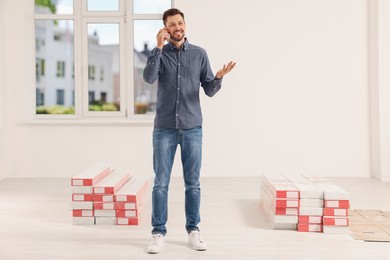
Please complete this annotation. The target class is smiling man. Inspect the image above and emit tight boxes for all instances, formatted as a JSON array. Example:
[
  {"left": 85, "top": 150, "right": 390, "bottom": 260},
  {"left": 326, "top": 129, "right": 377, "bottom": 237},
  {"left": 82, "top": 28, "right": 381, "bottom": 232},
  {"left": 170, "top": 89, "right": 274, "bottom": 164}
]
[{"left": 143, "top": 8, "right": 236, "bottom": 254}]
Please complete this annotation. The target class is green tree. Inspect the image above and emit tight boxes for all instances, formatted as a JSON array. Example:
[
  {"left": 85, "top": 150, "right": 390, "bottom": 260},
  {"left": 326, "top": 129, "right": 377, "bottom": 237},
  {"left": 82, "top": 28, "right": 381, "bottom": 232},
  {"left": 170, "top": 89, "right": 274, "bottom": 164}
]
[{"left": 35, "top": 0, "right": 57, "bottom": 14}]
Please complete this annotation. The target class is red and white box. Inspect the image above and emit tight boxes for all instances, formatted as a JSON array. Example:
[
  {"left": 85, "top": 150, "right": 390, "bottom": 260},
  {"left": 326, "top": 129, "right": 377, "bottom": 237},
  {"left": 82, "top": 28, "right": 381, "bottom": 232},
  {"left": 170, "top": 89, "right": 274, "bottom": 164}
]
[
  {"left": 275, "top": 207, "right": 299, "bottom": 215},
  {"left": 323, "top": 208, "right": 349, "bottom": 216},
  {"left": 72, "top": 194, "right": 94, "bottom": 202},
  {"left": 71, "top": 163, "right": 112, "bottom": 186},
  {"left": 261, "top": 183, "right": 299, "bottom": 215},
  {"left": 282, "top": 173, "right": 323, "bottom": 199},
  {"left": 323, "top": 216, "right": 349, "bottom": 226},
  {"left": 275, "top": 199, "right": 300, "bottom": 208},
  {"left": 297, "top": 223, "right": 323, "bottom": 232},
  {"left": 260, "top": 180, "right": 298, "bottom": 230},
  {"left": 261, "top": 173, "right": 300, "bottom": 199},
  {"left": 298, "top": 215, "right": 322, "bottom": 224},
  {"left": 93, "top": 194, "right": 115, "bottom": 202},
  {"left": 116, "top": 200, "right": 146, "bottom": 226},
  {"left": 114, "top": 176, "right": 150, "bottom": 204},
  {"left": 93, "top": 170, "right": 131, "bottom": 194},
  {"left": 117, "top": 217, "right": 139, "bottom": 225},
  {"left": 116, "top": 209, "right": 139, "bottom": 218},
  {"left": 114, "top": 202, "right": 137, "bottom": 210},
  {"left": 324, "top": 200, "right": 350, "bottom": 209},
  {"left": 73, "top": 209, "right": 94, "bottom": 217},
  {"left": 94, "top": 202, "right": 115, "bottom": 210}
]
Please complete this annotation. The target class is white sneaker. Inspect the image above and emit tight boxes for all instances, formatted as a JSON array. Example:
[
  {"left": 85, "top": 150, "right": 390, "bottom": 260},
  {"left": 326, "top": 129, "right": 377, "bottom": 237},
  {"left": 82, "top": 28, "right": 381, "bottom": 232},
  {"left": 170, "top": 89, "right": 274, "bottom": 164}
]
[
  {"left": 147, "top": 234, "right": 164, "bottom": 254},
  {"left": 188, "top": 230, "right": 207, "bottom": 251}
]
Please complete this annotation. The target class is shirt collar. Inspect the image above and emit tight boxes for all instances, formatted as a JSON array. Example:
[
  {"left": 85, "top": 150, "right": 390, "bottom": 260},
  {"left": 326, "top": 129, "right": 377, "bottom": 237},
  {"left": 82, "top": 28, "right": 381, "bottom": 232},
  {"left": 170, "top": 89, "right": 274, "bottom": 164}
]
[{"left": 167, "top": 37, "right": 189, "bottom": 51}]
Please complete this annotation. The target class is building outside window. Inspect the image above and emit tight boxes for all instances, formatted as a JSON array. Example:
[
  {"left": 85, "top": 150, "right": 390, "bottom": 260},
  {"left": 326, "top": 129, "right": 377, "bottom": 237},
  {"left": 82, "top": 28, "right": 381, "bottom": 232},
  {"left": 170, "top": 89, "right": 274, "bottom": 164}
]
[
  {"left": 57, "top": 61, "right": 65, "bottom": 78},
  {"left": 34, "top": 0, "right": 172, "bottom": 118},
  {"left": 56, "top": 89, "right": 65, "bottom": 105}
]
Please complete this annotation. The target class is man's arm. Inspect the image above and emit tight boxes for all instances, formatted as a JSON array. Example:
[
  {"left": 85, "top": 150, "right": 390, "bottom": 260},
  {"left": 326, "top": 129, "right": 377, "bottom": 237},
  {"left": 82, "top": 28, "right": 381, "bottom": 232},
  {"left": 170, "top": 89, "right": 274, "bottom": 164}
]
[
  {"left": 201, "top": 52, "right": 236, "bottom": 97},
  {"left": 143, "top": 48, "right": 162, "bottom": 84},
  {"left": 143, "top": 28, "right": 170, "bottom": 84}
]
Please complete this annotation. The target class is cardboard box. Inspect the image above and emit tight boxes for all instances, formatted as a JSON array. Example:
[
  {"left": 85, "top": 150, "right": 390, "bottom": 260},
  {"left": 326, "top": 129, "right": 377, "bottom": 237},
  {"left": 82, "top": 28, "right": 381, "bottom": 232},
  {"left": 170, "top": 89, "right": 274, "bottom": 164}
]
[
  {"left": 323, "top": 216, "right": 348, "bottom": 226},
  {"left": 282, "top": 173, "right": 323, "bottom": 199},
  {"left": 73, "top": 209, "right": 94, "bottom": 217},
  {"left": 71, "top": 163, "right": 112, "bottom": 186},
  {"left": 297, "top": 223, "right": 322, "bottom": 232},
  {"left": 261, "top": 173, "right": 300, "bottom": 199},
  {"left": 73, "top": 217, "right": 95, "bottom": 225},
  {"left": 93, "top": 170, "right": 131, "bottom": 194},
  {"left": 114, "top": 176, "right": 150, "bottom": 203},
  {"left": 298, "top": 215, "right": 322, "bottom": 224},
  {"left": 324, "top": 200, "right": 350, "bottom": 209}
]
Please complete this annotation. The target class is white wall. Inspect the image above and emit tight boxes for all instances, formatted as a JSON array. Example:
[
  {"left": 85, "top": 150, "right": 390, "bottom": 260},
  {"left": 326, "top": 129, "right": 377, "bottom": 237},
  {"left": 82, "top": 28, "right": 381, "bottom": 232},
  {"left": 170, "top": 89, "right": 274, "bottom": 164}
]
[
  {"left": 0, "top": 0, "right": 6, "bottom": 181},
  {"left": 179, "top": 0, "right": 370, "bottom": 177},
  {"left": 371, "top": 0, "right": 390, "bottom": 181},
  {"left": 2, "top": 0, "right": 374, "bottom": 179}
]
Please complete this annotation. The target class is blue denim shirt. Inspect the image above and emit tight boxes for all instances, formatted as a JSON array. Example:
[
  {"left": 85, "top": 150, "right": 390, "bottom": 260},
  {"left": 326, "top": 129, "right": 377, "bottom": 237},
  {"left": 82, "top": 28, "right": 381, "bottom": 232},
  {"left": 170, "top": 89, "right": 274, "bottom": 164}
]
[{"left": 143, "top": 39, "right": 222, "bottom": 129}]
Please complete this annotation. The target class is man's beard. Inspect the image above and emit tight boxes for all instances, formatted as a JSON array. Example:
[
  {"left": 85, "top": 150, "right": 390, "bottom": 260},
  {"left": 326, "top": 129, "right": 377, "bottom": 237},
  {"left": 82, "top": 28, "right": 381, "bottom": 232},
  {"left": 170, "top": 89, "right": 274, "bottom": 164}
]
[{"left": 170, "top": 30, "right": 185, "bottom": 42}]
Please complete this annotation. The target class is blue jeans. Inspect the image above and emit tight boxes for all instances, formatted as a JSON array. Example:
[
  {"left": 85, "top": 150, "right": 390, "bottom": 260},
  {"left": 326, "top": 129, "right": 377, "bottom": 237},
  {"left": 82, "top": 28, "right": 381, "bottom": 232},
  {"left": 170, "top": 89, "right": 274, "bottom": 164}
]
[{"left": 151, "top": 127, "right": 202, "bottom": 236}]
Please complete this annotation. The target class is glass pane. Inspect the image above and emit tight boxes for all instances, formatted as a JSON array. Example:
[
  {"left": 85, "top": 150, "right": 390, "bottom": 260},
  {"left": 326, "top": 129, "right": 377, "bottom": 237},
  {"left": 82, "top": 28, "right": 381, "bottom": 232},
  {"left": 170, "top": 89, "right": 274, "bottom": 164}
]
[
  {"left": 87, "top": 0, "right": 119, "bottom": 11},
  {"left": 87, "top": 23, "right": 120, "bottom": 112},
  {"left": 35, "top": 0, "right": 73, "bottom": 15},
  {"left": 133, "top": 20, "right": 161, "bottom": 114},
  {"left": 35, "top": 20, "right": 75, "bottom": 115},
  {"left": 133, "top": 0, "right": 171, "bottom": 14}
]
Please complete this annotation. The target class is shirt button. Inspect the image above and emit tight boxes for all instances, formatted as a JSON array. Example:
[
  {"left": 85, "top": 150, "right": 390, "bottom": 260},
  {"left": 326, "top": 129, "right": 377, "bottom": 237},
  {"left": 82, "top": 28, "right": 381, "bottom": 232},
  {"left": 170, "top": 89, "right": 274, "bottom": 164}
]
[
  {"left": 178, "top": 75, "right": 181, "bottom": 78},
  {"left": 177, "top": 88, "right": 180, "bottom": 90},
  {"left": 177, "top": 101, "right": 179, "bottom": 103},
  {"left": 176, "top": 114, "right": 178, "bottom": 116}
]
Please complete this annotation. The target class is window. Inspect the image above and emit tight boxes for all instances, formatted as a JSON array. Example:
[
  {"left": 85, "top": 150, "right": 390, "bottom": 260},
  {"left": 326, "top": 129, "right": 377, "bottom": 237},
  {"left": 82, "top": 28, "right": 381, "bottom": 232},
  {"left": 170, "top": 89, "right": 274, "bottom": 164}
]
[
  {"left": 34, "top": 0, "right": 173, "bottom": 119},
  {"left": 56, "top": 89, "right": 65, "bottom": 105},
  {"left": 100, "top": 66, "right": 104, "bottom": 81},
  {"left": 88, "top": 65, "right": 95, "bottom": 80},
  {"left": 57, "top": 61, "right": 65, "bottom": 77},
  {"left": 36, "top": 89, "right": 44, "bottom": 106}
]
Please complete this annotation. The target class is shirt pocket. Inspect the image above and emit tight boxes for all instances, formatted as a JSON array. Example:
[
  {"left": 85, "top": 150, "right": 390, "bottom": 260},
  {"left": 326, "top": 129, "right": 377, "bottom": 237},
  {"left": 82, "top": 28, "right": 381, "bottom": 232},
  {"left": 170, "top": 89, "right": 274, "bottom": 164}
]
[{"left": 181, "top": 57, "right": 200, "bottom": 80}]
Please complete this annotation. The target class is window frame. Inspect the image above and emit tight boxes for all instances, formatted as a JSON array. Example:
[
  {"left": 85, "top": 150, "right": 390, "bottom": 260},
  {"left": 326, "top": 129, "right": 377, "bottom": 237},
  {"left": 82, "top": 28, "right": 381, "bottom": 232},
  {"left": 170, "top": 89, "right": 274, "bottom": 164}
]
[{"left": 32, "top": 0, "right": 174, "bottom": 123}]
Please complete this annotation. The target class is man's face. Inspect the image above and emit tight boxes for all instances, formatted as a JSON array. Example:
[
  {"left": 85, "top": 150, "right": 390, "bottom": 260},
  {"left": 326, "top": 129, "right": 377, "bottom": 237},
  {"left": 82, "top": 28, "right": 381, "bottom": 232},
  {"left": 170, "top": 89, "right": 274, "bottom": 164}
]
[{"left": 165, "top": 14, "right": 186, "bottom": 42}]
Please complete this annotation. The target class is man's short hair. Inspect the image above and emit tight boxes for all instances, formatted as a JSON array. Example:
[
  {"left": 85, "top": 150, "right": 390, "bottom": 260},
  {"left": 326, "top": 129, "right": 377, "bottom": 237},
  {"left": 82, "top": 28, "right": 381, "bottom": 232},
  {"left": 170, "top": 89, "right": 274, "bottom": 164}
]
[{"left": 163, "top": 8, "right": 185, "bottom": 26}]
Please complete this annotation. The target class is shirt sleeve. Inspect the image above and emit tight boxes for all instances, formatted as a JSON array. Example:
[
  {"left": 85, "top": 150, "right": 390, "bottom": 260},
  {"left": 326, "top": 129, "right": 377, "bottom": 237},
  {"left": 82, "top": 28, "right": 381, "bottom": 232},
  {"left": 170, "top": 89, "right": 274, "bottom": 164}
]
[
  {"left": 143, "top": 48, "right": 162, "bottom": 84},
  {"left": 200, "top": 50, "right": 223, "bottom": 97}
]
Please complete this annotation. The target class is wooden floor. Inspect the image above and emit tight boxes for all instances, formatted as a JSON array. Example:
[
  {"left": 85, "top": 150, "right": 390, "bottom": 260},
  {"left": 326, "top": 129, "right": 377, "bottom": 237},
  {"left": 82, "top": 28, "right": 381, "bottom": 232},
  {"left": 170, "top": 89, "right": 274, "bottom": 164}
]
[{"left": 0, "top": 176, "right": 390, "bottom": 260}]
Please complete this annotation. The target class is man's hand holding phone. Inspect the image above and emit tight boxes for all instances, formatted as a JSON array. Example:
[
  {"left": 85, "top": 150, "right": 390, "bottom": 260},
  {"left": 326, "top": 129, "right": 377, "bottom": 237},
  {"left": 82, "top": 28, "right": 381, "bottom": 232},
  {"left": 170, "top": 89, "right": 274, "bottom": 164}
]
[{"left": 156, "top": 28, "right": 170, "bottom": 49}]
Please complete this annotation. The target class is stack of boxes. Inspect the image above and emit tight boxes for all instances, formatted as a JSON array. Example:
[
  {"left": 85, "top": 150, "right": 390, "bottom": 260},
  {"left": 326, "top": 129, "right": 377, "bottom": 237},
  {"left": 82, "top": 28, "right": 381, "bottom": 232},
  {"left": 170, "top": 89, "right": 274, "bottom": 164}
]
[
  {"left": 115, "top": 176, "right": 150, "bottom": 225},
  {"left": 93, "top": 170, "right": 131, "bottom": 225},
  {"left": 282, "top": 173, "right": 324, "bottom": 232},
  {"left": 71, "top": 164, "right": 150, "bottom": 225},
  {"left": 261, "top": 172, "right": 350, "bottom": 234},
  {"left": 260, "top": 173, "right": 300, "bottom": 230},
  {"left": 306, "top": 176, "right": 350, "bottom": 234},
  {"left": 71, "top": 164, "right": 112, "bottom": 225}
]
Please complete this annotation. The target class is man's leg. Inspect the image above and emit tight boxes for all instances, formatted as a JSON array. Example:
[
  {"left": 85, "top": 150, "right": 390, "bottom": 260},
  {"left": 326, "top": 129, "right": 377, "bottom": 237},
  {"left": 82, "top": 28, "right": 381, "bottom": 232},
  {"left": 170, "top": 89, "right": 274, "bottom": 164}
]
[
  {"left": 180, "top": 127, "right": 207, "bottom": 251},
  {"left": 151, "top": 128, "right": 178, "bottom": 236},
  {"left": 180, "top": 127, "right": 202, "bottom": 233}
]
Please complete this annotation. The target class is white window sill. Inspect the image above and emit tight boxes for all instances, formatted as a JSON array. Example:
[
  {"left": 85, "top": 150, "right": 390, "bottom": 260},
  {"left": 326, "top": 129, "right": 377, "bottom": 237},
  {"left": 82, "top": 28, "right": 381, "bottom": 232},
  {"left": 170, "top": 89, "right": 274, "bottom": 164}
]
[{"left": 23, "top": 117, "right": 154, "bottom": 126}]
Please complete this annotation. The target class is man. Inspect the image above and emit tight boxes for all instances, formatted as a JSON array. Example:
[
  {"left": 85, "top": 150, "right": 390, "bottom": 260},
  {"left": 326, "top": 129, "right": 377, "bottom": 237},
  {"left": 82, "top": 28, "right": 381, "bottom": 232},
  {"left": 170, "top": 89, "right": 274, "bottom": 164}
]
[{"left": 143, "top": 8, "right": 236, "bottom": 254}]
